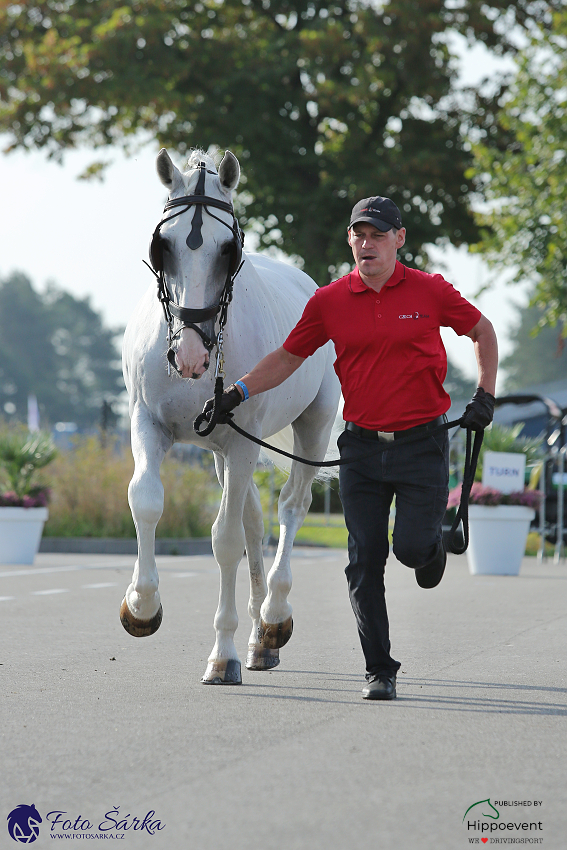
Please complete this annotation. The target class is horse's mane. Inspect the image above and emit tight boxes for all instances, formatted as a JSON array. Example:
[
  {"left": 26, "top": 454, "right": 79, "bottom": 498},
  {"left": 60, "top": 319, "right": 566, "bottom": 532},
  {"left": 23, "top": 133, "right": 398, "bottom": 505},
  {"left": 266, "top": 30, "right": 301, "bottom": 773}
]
[{"left": 185, "top": 148, "right": 219, "bottom": 175}]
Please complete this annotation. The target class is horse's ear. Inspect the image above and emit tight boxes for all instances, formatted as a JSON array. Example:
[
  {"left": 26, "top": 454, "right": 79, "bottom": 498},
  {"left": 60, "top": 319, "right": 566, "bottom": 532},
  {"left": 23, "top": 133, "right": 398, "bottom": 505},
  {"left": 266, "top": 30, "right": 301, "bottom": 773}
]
[
  {"left": 219, "top": 150, "right": 240, "bottom": 192},
  {"left": 156, "top": 148, "right": 184, "bottom": 193}
]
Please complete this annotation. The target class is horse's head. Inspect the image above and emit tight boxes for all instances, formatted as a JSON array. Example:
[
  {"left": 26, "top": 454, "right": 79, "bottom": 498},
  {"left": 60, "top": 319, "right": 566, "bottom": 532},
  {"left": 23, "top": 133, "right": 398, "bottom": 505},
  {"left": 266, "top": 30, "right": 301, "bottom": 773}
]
[{"left": 152, "top": 148, "right": 241, "bottom": 379}]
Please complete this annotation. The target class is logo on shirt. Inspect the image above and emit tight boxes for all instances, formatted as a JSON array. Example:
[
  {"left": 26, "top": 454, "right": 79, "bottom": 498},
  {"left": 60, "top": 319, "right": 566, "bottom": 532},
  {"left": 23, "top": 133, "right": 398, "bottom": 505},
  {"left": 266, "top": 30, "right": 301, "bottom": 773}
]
[{"left": 399, "top": 312, "right": 429, "bottom": 319}]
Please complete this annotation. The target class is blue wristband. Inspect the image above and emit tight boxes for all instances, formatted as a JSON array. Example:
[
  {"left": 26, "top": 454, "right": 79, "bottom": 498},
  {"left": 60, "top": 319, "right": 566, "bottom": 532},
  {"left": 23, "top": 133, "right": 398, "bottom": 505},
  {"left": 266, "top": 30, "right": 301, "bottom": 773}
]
[{"left": 235, "top": 380, "right": 249, "bottom": 401}]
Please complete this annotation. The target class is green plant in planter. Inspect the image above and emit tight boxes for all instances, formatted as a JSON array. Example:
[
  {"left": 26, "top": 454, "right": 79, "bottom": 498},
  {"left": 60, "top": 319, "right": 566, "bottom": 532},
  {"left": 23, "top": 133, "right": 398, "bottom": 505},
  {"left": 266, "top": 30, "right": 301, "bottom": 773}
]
[
  {"left": 0, "top": 424, "right": 57, "bottom": 506},
  {"left": 447, "top": 422, "right": 545, "bottom": 512},
  {"left": 474, "top": 422, "right": 544, "bottom": 482}
]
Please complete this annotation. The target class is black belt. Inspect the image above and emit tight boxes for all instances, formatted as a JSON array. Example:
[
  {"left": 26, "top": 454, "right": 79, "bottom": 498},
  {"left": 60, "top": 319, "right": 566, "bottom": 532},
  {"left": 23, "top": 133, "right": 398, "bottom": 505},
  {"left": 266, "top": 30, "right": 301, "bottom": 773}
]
[{"left": 345, "top": 415, "right": 445, "bottom": 442}]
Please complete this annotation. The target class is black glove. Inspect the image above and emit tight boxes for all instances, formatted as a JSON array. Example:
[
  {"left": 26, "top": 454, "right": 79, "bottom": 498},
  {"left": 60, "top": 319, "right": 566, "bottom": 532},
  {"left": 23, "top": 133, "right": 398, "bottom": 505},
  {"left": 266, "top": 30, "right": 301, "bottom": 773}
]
[
  {"left": 202, "top": 384, "right": 243, "bottom": 424},
  {"left": 460, "top": 386, "right": 495, "bottom": 431}
]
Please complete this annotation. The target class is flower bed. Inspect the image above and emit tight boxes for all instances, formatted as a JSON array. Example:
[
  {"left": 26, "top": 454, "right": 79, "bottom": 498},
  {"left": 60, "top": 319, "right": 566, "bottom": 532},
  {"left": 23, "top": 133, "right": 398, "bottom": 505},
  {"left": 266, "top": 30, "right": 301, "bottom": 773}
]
[
  {"left": 447, "top": 481, "right": 542, "bottom": 510},
  {"left": 0, "top": 489, "right": 50, "bottom": 508}
]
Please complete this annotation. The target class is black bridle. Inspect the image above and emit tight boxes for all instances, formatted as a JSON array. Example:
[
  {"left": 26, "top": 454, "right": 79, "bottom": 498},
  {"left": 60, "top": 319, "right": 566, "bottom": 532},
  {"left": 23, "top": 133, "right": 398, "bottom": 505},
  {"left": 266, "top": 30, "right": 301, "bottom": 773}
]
[{"left": 144, "top": 161, "right": 244, "bottom": 375}]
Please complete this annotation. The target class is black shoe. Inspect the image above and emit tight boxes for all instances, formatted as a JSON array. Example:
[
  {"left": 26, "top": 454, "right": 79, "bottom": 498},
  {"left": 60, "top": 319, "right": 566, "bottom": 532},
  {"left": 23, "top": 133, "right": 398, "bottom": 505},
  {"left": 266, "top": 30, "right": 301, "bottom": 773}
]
[
  {"left": 415, "top": 541, "right": 446, "bottom": 589},
  {"left": 362, "top": 674, "right": 397, "bottom": 700}
]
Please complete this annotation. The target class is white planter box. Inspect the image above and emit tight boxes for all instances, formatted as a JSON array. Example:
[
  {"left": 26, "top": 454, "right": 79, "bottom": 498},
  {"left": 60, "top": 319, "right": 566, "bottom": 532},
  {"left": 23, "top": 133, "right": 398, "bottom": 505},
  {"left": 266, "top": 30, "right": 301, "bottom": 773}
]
[
  {"left": 467, "top": 504, "right": 535, "bottom": 576},
  {"left": 0, "top": 507, "right": 49, "bottom": 565}
]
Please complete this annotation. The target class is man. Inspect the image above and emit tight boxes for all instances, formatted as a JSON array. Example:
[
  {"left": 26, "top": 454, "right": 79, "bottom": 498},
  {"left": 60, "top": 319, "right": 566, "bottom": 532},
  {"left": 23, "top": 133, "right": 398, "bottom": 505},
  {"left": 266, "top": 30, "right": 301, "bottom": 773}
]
[{"left": 204, "top": 196, "right": 498, "bottom": 701}]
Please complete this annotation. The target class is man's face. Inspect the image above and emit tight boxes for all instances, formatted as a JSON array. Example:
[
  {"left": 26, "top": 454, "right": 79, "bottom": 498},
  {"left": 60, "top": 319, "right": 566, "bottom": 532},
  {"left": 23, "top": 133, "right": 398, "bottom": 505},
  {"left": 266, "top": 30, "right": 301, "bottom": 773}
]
[{"left": 348, "top": 222, "right": 406, "bottom": 280}]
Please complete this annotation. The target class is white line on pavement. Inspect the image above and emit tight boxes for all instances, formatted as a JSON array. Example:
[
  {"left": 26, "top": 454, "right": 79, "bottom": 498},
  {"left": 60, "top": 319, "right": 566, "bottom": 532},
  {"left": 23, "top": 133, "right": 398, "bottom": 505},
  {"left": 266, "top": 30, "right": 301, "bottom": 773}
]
[
  {"left": 31, "top": 588, "right": 70, "bottom": 595},
  {"left": 0, "top": 565, "right": 100, "bottom": 578},
  {"left": 82, "top": 582, "right": 118, "bottom": 589}
]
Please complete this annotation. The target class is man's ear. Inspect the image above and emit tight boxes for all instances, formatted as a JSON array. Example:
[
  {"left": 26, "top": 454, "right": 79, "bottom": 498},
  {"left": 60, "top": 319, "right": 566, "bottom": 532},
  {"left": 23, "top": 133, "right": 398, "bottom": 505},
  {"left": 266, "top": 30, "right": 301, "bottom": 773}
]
[
  {"left": 396, "top": 228, "right": 406, "bottom": 250},
  {"left": 347, "top": 228, "right": 353, "bottom": 246}
]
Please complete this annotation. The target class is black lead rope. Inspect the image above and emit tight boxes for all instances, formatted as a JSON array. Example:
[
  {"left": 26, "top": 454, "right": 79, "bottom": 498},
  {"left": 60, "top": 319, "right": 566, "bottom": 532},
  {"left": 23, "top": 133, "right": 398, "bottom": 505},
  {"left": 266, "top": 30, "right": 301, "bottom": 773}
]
[
  {"left": 193, "top": 377, "right": 226, "bottom": 437},
  {"left": 445, "top": 426, "right": 484, "bottom": 555},
  {"left": 194, "top": 402, "right": 484, "bottom": 554},
  {"left": 224, "top": 414, "right": 462, "bottom": 466}
]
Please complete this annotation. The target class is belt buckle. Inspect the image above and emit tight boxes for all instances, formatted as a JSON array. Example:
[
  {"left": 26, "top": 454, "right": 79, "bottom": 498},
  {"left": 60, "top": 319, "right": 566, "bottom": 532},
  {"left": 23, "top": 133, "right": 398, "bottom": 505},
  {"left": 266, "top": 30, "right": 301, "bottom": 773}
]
[{"left": 376, "top": 430, "right": 395, "bottom": 442}]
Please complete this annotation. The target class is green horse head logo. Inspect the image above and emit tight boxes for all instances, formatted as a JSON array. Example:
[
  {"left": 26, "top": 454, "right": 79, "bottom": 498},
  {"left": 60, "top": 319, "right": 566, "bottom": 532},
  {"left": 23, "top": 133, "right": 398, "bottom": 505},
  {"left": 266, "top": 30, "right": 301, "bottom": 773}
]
[{"left": 463, "top": 799, "right": 500, "bottom": 823}]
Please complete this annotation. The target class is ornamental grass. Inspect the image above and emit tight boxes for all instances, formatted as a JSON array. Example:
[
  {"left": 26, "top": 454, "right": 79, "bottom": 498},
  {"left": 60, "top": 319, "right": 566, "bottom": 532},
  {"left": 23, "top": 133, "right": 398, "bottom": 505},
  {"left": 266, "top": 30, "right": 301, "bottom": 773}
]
[{"left": 44, "top": 435, "right": 218, "bottom": 538}]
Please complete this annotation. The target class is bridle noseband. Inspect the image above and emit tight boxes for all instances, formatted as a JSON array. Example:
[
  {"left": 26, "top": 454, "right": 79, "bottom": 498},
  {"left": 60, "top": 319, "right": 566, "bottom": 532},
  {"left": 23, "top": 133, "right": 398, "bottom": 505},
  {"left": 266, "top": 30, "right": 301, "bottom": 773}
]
[{"left": 144, "top": 160, "right": 244, "bottom": 375}]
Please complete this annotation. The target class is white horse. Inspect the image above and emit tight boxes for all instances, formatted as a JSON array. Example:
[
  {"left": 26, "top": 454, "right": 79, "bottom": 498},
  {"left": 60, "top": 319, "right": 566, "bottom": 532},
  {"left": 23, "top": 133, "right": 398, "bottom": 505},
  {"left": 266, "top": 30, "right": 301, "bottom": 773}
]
[{"left": 121, "top": 148, "right": 340, "bottom": 684}]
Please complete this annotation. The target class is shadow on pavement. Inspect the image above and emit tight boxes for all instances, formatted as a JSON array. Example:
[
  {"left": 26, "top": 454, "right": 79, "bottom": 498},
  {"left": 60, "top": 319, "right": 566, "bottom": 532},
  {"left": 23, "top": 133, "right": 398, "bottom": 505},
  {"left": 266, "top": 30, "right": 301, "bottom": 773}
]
[{"left": 223, "top": 673, "right": 567, "bottom": 714}]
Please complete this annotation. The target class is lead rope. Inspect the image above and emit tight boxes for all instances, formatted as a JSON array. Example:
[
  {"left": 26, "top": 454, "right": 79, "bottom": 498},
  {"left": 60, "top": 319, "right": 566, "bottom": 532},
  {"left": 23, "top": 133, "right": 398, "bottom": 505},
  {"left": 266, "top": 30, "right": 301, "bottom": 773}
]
[
  {"left": 445, "top": 427, "right": 484, "bottom": 554},
  {"left": 194, "top": 390, "right": 482, "bottom": 554}
]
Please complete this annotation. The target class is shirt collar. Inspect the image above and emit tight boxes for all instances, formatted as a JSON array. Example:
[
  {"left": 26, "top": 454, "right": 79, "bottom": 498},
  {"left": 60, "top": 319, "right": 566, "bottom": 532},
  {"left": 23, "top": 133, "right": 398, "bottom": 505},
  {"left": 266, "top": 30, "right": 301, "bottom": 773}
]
[{"left": 349, "top": 261, "right": 406, "bottom": 293}]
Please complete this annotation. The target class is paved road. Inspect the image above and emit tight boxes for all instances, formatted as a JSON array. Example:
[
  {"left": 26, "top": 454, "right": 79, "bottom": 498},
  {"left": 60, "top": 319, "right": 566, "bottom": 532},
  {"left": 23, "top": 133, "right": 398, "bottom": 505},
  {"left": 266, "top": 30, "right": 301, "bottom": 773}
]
[{"left": 1, "top": 548, "right": 565, "bottom": 849}]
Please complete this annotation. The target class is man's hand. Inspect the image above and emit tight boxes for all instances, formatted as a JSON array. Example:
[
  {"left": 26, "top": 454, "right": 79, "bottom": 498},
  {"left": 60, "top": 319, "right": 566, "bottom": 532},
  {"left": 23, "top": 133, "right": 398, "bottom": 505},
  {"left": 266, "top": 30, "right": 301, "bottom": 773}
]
[
  {"left": 460, "top": 386, "right": 495, "bottom": 431},
  {"left": 201, "top": 384, "right": 243, "bottom": 424}
]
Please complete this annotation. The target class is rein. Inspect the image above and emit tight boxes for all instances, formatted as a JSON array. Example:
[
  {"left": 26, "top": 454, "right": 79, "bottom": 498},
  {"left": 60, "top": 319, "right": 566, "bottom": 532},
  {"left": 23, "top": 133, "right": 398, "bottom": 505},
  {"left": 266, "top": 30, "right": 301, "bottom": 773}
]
[
  {"left": 144, "top": 161, "right": 244, "bottom": 376},
  {"left": 194, "top": 386, "right": 483, "bottom": 555}
]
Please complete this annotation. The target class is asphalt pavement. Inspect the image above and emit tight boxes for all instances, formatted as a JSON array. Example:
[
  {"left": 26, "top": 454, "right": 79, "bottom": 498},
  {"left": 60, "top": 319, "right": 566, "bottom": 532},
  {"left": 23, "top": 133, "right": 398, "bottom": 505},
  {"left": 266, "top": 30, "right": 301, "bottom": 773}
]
[{"left": 1, "top": 547, "right": 565, "bottom": 849}]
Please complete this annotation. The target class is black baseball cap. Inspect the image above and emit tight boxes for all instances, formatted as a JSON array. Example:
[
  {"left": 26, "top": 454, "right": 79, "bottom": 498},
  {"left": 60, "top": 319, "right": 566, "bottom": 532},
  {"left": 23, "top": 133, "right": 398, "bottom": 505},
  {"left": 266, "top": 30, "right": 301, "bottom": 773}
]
[{"left": 348, "top": 196, "right": 403, "bottom": 231}]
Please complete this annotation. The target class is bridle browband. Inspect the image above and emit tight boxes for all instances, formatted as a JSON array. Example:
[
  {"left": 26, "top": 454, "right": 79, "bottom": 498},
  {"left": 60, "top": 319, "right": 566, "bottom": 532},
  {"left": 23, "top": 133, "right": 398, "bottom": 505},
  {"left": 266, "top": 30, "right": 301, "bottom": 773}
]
[{"left": 144, "top": 160, "right": 244, "bottom": 375}]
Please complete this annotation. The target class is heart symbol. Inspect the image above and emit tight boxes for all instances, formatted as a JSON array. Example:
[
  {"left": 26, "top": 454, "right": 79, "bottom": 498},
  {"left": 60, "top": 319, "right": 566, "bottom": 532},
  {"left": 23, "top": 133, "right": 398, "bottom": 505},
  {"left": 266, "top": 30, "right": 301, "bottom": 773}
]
[{"left": 482, "top": 840, "right": 488, "bottom": 844}]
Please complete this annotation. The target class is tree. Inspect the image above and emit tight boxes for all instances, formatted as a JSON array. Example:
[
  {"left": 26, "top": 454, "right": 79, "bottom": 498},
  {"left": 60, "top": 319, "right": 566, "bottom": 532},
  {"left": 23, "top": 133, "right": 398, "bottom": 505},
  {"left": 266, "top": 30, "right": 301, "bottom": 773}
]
[
  {"left": 1, "top": 1, "right": 562, "bottom": 284},
  {"left": 443, "top": 358, "right": 476, "bottom": 402},
  {"left": 501, "top": 296, "right": 567, "bottom": 391},
  {"left": 469, "top": 9, "right": 567, "bottom": 333},
  {"left": 0, "top": 272, "right": 123, "bottom": 427}
]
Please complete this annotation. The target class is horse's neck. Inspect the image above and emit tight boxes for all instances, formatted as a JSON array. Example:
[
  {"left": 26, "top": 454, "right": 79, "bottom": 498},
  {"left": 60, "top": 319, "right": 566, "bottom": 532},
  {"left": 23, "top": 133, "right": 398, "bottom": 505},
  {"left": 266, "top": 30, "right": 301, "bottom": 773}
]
[
  {"left": 222, "top": 257, "right": 256, "bottom": 317},
  {"left": 223, "top": 255, "right": 307, "bottom": 364}
]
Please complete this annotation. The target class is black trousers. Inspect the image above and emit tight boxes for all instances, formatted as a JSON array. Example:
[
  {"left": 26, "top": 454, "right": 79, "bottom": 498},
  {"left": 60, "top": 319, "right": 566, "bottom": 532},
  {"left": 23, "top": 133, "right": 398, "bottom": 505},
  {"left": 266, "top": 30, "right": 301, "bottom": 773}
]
[{"left": 338, "top": 426, "right": 449, "bottom": 678}]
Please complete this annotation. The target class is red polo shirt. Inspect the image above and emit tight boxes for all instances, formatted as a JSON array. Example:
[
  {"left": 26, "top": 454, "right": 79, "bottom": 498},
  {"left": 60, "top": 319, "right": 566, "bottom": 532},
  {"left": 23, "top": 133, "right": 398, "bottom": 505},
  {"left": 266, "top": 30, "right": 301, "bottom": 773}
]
[{"left": 283, "top": 262, "right": 481, "bottom": 431}]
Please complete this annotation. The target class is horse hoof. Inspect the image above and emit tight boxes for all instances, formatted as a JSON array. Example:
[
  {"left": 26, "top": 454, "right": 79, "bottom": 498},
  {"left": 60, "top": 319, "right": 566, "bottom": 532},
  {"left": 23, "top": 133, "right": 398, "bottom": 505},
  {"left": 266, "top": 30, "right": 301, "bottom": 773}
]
[
  {"left": 246, "top": 646, "right": 280, "bottom": 671},
  {"left": 259, "top": 616, "right": 293, "bottom": 649},
  {"left": 201, "top": 659, "right": 242, "bottom": 685},
  {"left": 120, "top": 598, "right": 163, "bottom": 637}
]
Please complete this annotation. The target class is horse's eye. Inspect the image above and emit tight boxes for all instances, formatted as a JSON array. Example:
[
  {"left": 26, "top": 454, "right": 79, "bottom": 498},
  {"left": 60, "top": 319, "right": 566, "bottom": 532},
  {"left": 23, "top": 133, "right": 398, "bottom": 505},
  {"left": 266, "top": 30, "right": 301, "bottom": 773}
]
[{"left": 221, "top": 244, "right": 231, "bottom": 256}]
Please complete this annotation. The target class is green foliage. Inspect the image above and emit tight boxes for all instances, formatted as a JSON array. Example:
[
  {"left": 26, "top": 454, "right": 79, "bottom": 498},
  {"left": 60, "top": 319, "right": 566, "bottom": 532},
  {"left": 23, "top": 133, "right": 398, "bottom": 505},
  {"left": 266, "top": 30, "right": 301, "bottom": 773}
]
[
  {"left": 1, "top": 1, "right": 560, "bottom": 283},
  {"left": 468, "top": 10, "right": 567, "bottom": 331},
  {"left": 0, "top": 422, "right": 57, "bottom": 498},
  {"left": 0, "top": 272, "right": 123, "bottom": 427},
  {"left": 525, "top": 531, "right": 555, "bottom": 557},
  {"left": 310, "top": 477, "right": 342, "bottom": 513},
  {"left": 44, "top": 435, "right": 217, "bottom": 537},
  {"left": 443, "top": 358, "right": 477, "bottom": 402},
  {"left": 254, "top": 464, "right": 343, "bottom": 513},
  {"left": 474, "top": 422, "right": 544, "bottom": 482},
  {"left": 294, "top": 513, "right": 347, "bottom": 548},
  {"left": 502, "top": 296, "right": 567, "bottom": 391}
]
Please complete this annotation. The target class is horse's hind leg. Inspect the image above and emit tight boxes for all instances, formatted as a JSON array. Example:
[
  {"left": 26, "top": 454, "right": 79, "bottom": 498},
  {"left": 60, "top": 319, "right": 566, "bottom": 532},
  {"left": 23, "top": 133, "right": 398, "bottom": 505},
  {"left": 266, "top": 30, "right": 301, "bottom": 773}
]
[
  {"left": 201, "top": 441, "right": 260, "bottom": 684},
  {"left": 243, "top": 479, "right": 280, "bottom": 671},
  {"left": 120, "top": 405, "right": 172, "bottom": 637},
  {"left": 260, "top": 371, "right": 339, "bottom": 649}
]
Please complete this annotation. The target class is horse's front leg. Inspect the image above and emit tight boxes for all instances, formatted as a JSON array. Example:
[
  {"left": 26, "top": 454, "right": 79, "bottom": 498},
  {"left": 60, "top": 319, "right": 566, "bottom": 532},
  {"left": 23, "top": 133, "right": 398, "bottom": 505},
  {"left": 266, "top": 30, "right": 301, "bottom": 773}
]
[
  {"left": 202, "top": 441, "right": 260, "bottom": 684},
  {"left": 120, "top": 405, "right": 172, "bottom": 637}
]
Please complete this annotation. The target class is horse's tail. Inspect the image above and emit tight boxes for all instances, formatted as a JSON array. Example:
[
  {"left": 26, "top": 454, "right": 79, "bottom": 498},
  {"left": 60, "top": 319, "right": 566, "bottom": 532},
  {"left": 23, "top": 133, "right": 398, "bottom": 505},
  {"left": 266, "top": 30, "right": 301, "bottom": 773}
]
[
  {"left": 319, "top": 413, "right": 343, "bottom": 481},
  {"left": 260, "top": 425, "right": 294, "bottom": 474},
  {"left": 260, "top": 413, "right": 343, "bottom": 481}
]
